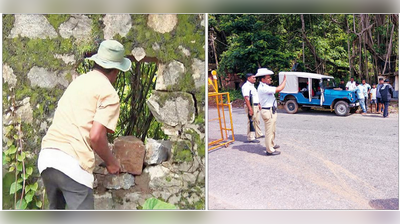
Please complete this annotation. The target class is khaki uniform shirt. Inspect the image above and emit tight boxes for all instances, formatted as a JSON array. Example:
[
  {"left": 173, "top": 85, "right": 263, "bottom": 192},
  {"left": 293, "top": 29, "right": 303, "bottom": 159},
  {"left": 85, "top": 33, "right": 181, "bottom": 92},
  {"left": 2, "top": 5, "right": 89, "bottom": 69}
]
[{"left": 41, "top": 70, "right": 120, "bottom": 173}]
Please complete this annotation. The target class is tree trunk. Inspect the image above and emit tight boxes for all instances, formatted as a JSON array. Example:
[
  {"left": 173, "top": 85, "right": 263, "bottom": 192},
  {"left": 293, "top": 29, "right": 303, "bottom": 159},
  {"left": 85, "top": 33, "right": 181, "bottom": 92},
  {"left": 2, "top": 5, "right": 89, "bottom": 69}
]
[
  {"left": 382, "top": 23, "right": 395, "bottom": 75},
  {"left": 346, "top": 14, "right": 352, "bottom": 77}
]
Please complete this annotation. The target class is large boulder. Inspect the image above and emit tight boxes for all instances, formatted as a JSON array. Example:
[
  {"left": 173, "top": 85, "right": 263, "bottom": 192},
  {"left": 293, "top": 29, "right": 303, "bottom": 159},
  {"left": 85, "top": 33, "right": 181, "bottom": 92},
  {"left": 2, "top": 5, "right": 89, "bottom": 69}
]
[{"left": 113, "top": 136, "right": 145, "bottom": 175}]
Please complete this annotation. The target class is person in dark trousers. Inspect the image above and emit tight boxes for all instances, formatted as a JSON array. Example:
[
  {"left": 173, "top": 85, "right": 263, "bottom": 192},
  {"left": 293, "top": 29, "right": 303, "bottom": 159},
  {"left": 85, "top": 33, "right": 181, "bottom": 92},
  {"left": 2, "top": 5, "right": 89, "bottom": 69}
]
[
  {"left": 38, "top": 40, "right": 131, "bottom": 209},
  {"left": 376, "top": 78, "right": 385, "bottom": 114},
  {"left": 241, "top": 73, "right": 263, "bottom": 143},
  {"left": 379, "top": 79, "right": 394, "bottom": 118}
]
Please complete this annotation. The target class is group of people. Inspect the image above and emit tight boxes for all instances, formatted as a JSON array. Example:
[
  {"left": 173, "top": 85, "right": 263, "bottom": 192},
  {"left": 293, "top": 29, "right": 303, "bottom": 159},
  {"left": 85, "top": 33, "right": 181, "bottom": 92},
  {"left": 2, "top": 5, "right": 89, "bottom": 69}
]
[
  {"left": 241, "top": 68, "right": 287, "bottom": 156},
  {"left": 340, "top": 77, "right": 394, "bottom": 117}
]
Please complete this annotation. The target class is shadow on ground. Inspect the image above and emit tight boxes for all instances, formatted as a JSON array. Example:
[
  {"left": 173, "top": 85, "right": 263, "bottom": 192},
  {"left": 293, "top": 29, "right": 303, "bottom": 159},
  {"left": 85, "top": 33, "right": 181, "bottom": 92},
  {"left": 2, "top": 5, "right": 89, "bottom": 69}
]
[
  {"left": 369, "top": 198, "right": 399, "bottom": 210},
  {"left": 232, "top": 144, "right": 266, "bottom": 156}
]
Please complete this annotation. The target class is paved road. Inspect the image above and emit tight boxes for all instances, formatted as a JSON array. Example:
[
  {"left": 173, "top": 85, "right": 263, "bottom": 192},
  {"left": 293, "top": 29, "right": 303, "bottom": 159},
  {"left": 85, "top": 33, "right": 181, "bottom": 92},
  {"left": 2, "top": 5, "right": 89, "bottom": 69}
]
[{"left": 208, "top": 107, "right": 399, "bottom": 210}]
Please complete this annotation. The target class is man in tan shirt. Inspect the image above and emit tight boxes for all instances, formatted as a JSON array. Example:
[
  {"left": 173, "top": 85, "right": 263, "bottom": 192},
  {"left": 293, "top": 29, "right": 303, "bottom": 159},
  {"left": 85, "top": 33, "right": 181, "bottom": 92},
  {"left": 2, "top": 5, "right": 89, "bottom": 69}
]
[{"left": 38, "top": 40, "right": 131, "bottom": 209}]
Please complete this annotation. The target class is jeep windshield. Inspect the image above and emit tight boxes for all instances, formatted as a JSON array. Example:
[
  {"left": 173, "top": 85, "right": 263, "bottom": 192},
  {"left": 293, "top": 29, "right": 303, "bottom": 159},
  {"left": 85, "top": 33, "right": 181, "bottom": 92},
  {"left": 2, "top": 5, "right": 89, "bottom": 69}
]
[{"left": 321, "top": 78, "right": 337, "bottom": 89}]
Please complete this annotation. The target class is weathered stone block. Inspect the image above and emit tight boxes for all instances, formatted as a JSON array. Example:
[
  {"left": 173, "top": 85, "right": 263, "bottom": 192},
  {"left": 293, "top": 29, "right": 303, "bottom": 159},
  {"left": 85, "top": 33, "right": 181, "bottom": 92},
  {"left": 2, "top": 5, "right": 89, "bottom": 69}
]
[
  {"left": 145, "top": 139, "right": 171, "bottom": 165},
  {"left": 94, "top": 192, "right": 113, "bottom": 210},
  {"left": 132, "top": 47, "right": 146, "bottom": 62},
  {"left": 104, "top": 173, "right": 135, "bottom": 190},
  {"left": 114, "top": 136, "right": 145, "bottom": 175},
  {"left": 155, "top": 61, "right": 185, "bottom": 91},
  {"left": 191, "top": 58, "right": 205, "bottom": 89},
  {"left": 103, "top": 14, "right": 132, "bottom": 40},
  {"left": 9, "top": 15, "right": 58, "bottom": 39},
  {"left": 27, "top": 66, "right": 69, "bottom": 89},
  {"left": 3, "top": 64, "right": 17, "bottom": 87},
  {"left": 59, "top": 15, "right": 92, "bottom": 43},
  {"left": 146, "top": 91, "right": 195, "bottom": 127},
  {"left": 147, "top": 14, "right": 178, "bottom": 34}
]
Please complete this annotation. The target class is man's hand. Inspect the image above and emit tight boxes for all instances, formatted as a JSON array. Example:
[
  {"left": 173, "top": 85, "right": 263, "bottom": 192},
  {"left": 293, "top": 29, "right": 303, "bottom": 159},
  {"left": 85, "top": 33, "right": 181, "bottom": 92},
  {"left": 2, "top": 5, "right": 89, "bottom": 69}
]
[
  {"left": 249, "top": 108, "right": 254, "bottom": 117},
  {"left": 106, "top": 162, "right": 121, "bottom": 175}
]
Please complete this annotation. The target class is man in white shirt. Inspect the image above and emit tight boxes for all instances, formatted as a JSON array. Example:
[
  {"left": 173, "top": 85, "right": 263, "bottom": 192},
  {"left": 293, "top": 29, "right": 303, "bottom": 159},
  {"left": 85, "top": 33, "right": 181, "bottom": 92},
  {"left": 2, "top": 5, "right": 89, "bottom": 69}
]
[
  {"left": 355, "top": 81, "right": 367, "bottom": 115},
  {"left": 255, "top": 68, "right": 287, "bottom": 156},
  {"left": 346, "top": 77, "right": 356, "bottom": 91},
  {"left": 241, "top": 73, "right": 263, "bottom": 143},
  {"left": 360, "top": 79, "right": 371, "bottom": 113}
]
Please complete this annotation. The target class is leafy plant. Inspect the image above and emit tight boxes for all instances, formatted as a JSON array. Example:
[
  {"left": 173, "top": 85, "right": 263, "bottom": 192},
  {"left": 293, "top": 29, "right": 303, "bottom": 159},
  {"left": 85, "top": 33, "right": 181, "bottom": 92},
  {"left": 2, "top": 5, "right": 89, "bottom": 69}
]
[
  {"left": 3, "top": 91, "right": 43, "bottom": 210},
  {"left": 142, "top": 197, "right": 177, "bottom": 210}
]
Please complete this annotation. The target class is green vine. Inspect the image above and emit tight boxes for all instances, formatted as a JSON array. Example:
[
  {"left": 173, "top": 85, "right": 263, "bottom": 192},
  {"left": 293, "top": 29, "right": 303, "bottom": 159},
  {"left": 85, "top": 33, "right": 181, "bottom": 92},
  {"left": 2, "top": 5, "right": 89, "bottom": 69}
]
[{"left": 3, "top": 89, "right": 43, "bottom": 209}]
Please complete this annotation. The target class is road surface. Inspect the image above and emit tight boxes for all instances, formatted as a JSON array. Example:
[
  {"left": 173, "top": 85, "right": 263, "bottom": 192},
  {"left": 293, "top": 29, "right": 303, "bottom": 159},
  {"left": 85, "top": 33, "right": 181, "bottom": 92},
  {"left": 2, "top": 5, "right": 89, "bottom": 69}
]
[{"left": 208, "top": 107, "right": 399, "bottom": 210}]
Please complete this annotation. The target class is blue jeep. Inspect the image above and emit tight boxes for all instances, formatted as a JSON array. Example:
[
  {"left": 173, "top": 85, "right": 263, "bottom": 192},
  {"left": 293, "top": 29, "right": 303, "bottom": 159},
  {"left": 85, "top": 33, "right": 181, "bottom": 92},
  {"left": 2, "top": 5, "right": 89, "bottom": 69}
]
[{"left": 278, "top": 72, "right": 360, "bottom": 116}]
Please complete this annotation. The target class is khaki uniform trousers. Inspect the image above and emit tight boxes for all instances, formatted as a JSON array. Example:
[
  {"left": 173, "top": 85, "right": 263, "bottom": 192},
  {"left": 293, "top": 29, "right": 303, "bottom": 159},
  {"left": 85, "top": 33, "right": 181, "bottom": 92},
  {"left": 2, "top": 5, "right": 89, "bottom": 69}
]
[
  {"left": 261, "top": 108, "right": 277, "bottom": 153},
  {"left": 245, "top": 105, "right": 263, "bottom": 141}
]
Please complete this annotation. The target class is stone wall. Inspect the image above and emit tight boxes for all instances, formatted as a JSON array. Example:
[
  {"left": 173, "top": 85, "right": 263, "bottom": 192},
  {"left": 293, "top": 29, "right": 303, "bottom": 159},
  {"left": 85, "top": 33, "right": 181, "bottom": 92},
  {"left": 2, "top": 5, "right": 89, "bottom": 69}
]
[{"left": 2, "top": 14, "right": 205, "bottom": 209}]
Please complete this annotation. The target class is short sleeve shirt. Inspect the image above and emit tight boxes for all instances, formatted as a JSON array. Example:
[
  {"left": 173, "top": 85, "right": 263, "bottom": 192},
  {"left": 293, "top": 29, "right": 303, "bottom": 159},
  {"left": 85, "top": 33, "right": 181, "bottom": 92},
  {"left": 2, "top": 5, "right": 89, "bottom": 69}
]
[
  {"left": 257, "top": 82, "right": 277, "bottom": 107},
  {"left": 241, "top": 81, "right": 259, "bottom": 104},
  {"left": 41, "top": 70, "right": 120, "bottom": 173},
  {"left": 346, "top": 81, "right": 356, "bottom": 91},
  {"left": 355, "top": 85, "right": 365, "bottom": 99},
  {"left": 360, "top": 83, "right": 371, "bottom": 97},
  {"left": 370, "top": 88, "right": 377, "bottom": 100}
]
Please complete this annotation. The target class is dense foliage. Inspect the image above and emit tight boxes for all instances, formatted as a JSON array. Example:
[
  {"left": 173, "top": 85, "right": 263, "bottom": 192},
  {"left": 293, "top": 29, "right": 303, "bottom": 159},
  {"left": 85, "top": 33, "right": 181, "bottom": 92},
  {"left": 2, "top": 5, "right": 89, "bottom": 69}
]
[{"left": 209, "top": 14, "right": 398, "bottom": 87}]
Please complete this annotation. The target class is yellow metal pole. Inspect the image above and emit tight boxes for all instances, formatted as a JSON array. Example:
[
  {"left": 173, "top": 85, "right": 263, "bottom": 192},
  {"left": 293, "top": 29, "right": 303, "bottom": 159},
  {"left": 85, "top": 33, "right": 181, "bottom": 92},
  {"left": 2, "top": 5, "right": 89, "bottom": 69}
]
[
  {"left": 220, "top": 94, "right": 228, "bottom": 139},
  {"left": 227, "top": 93, "right": 235, "bottom": 141}
]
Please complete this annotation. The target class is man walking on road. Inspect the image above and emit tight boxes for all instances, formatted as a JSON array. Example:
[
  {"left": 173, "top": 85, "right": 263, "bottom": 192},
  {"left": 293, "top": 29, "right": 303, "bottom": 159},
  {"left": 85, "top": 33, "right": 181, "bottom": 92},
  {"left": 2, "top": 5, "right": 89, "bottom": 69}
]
[
  {"left": 38, "top": 40, "right": 131, "bottom": 209},
  {"left": 376, "top": 77, "right": 385, "bottom": 114},
  {"left": 242, "top": 73, "right": 263, "bottom": 143},
  {"left": 379, "top": 79, "right": 394, "bottom": 118},
  {"left": 355, "top": 81, "right": 367, "bottom": 115},
  {"left": 256, "top": 68, "right": 287, "bottom": 156}
]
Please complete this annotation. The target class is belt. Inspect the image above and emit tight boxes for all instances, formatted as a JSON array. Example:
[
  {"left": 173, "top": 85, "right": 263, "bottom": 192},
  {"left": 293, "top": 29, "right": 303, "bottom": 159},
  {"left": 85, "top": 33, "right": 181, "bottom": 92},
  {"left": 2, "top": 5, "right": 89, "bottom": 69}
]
[
  {"left": 253, "top": 103, "right": 259, "bottom": 106},
  {"left": 262, "top": 107, "right": 272, "bottom": 109}
]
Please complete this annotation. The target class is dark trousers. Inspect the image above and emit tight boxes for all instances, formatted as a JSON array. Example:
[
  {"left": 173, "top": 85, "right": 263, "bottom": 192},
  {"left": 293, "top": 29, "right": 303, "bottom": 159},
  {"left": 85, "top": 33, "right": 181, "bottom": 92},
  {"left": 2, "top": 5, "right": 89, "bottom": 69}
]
[
  {"left": 383, "top": 101, "right": 390, "bottom": 117},
  {"left": 41, "top": 168, "right": 94, "bottom": 210}
]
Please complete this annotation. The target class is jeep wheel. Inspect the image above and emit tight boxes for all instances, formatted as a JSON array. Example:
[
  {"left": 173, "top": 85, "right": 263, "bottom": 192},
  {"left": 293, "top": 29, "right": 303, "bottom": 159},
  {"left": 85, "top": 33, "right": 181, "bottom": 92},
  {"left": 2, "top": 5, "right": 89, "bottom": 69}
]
[
  {"left": 334, "top": 101, "right": 349, "bottom": 116},
  {"left": 285, "top": 100, "right": 298, "bottom": 114}
]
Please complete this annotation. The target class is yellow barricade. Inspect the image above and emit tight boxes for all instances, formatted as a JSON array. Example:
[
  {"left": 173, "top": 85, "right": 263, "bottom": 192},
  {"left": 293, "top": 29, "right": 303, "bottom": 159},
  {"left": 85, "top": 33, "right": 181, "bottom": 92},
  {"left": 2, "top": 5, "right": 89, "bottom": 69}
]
[{"left": 208, "top": 70, "right": 235, "bottom": 150}]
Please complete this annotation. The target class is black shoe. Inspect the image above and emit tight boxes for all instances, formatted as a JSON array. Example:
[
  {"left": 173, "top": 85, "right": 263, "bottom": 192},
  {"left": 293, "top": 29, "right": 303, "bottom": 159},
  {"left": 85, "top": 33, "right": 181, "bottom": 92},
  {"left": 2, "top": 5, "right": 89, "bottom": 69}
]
[
  {"left": 273, "top": 145, "right": 280, "bottom": 149},
  {"left": 266, "top": 151, "right": 281, "bottom": 156},
  {"left": 246, "top": 139, "right": 260, "bottom": 143}
]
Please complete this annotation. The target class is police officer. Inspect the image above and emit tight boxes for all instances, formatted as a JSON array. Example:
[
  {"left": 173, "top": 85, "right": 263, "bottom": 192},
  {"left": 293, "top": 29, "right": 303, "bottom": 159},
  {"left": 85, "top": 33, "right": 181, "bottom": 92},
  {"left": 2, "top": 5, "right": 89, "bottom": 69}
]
[
  {"left": 241, "top": 73, "right": 263, "bottom": 143},
  {"left": 255, "top": 68, "right": 287, "bottom": 156}
]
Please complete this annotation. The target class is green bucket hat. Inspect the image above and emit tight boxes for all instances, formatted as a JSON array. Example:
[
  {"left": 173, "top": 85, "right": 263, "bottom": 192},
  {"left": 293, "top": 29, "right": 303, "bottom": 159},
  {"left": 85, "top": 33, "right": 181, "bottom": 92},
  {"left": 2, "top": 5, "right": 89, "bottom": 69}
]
[{"left": 87, "top": 40, "right": 132, "bottom": 72}]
